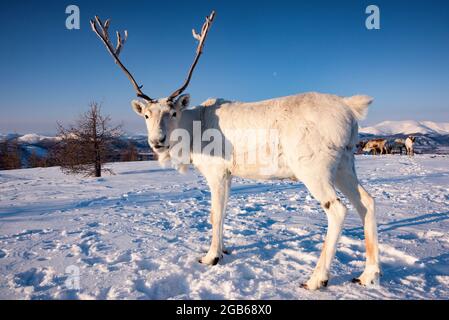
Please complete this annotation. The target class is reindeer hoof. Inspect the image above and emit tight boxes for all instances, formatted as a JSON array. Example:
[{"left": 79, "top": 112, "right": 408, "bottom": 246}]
[
  {"left": 222, "top": 249, "right": 230, "bottom": 255},
  {"left": 300, "top": 280, "right": 328, "bottom": 290},
  {"left": 352, "top": 277, "right": 377, "bottom": 286},
  {"left": 198, "top": 256, "right": 221, "bottom": 266},
  {"left": 352, "top": 270, "right": 381, "bottom": 286}
]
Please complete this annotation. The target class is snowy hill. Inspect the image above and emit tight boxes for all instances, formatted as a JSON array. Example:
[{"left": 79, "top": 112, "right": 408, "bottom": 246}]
[
  {"left": 17, "top": 133, "right": 60, "bottom": 144},
  {"left": 358, "top": 121, "right": 449, "bottom": 155},
  {"left": 0, "top": 157, "right": 448, "bottom": 299},
  {"left": 2, "top": 122, "right": 449, "bottom": 169},
  {"left": 360, "top": 120, "right": 449, "bottom": 136}
]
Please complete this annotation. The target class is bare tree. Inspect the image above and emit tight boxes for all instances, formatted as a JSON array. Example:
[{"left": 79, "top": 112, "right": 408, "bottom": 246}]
[
  {"left": 0, "top": 138, "right": 22, "bottom": 170},
  {"left": 54, "top": 102, "right": 122, "bottom": 177}
]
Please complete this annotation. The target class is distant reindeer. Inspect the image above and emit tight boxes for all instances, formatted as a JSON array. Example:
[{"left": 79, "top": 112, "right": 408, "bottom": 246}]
[
  {"left": 393, "top": 136, "right": 416, "bottom": 156},
  {"left": 363, "top": 139, "right": 388, "bottom": 155},
  {"left": 405, "top": 136, "right": 416, "bottom": 156},
  {"left": 91, "top": 11, "right": 380, "bottom": 290},
  {"left": 356, "top": 140, "right": 367, "bottom": 154},
  {"left": 392, "top": 138, "right": 406, "bottom": 155}
]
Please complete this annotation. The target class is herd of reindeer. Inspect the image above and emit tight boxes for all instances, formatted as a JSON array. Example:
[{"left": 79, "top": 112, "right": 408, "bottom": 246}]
[{"left": 357, "top": 136, "right": 416, "bottom": 156}]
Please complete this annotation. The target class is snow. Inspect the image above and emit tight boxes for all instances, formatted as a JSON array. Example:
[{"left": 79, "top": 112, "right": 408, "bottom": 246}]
[
  {"left": 17, "top": 134, "right": 59, "bottom": 144},
  {"left": 0, "top": 155, "right": 448, "bottom": 300},
  {"left": 360, "top": 120, "right": 449, "bottom": 136}
]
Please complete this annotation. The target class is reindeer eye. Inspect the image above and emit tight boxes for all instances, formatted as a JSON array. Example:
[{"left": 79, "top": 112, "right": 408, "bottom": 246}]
[
  {"left": 171, "top": 111, "right": 177, "bottom": 118},
  {"left": 145, "top": 115, "right": 149, "bottom": 119}
]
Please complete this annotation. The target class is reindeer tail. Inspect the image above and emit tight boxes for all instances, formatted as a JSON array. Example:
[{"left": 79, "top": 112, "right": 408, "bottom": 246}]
[{"left": 343, "top": 95, "right": 373, "bottom": 121}]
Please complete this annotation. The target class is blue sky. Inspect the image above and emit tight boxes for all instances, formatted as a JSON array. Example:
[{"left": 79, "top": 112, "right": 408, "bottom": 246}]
[{"left": 0, "top": 0, "right": 448, "bottom": 134}]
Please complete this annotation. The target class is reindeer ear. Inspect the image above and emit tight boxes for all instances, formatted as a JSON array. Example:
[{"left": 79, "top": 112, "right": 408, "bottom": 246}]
[
  {"left": 175, "top": 94, "right": 190, "bottom": 111},
  {"left": 131, "top": 100, "right": 146, "bottom": 116}
]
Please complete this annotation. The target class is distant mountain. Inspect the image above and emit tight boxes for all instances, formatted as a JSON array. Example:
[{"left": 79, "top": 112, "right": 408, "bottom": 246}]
[
  {"left": 358, "top": 121, "right": 449, "bottom": 155},
  {"left": 17, "top": 133, "right": 60, "bottom": 144},
  {"left": 360, "top": 120, "right": 449, "bottom": 136},
  {"left": 2, "top": 121, "right": 449, "bottom": 169}
]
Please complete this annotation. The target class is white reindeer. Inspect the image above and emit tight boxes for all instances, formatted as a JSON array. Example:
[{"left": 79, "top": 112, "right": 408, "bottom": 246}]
[
  {"left": 394, "top": 136, "right": 416, "bottom": 156},
  {"left": 91, "top": 11, "right": 380, "bottom": 290},
  {"left": 405, "top": 136, "right": 416, "bottom": 156}
]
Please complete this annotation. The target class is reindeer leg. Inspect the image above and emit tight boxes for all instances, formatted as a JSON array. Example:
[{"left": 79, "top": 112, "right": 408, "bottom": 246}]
[
  {"left": 298, "top": 173, "right": 347, "bottom": 290},
  {"left": 335, "top": 153, "right": 381, "bottom": 286},
  {"left": 221, "top": 176, "right": 232, "bottom": 255},
  {"left": 199, "top": 171, "right": 231, "bottom": 265}
]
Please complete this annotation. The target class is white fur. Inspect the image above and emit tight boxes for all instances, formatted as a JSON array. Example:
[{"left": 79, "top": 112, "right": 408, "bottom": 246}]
[
  {"left": 343, "top": 95, "right": 373, "bottom": 120},
  {"left": 132, "top": 91, "right": 380, "bottom": 290},
  {"left": 405, "top": 136, "right": 415, "bottom": 156}
]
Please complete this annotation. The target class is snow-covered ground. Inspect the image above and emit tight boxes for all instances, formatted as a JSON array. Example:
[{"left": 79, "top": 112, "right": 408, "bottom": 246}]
[{"left": 0, "top": 155, "right": 448, "bottom": 300}]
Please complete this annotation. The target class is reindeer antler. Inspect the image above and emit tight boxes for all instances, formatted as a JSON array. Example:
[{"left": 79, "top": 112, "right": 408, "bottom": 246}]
[
  {"left": 90, "top": 16, "right": 154, "bottom": 102},
  {"left": 168, "top": 11, "right": 216, "bottom": 102}
]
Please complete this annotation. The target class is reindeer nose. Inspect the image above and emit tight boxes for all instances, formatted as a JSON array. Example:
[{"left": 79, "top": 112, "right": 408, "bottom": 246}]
[{"left": 151, "top": 135, "right": 166, "bottom": 147}]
